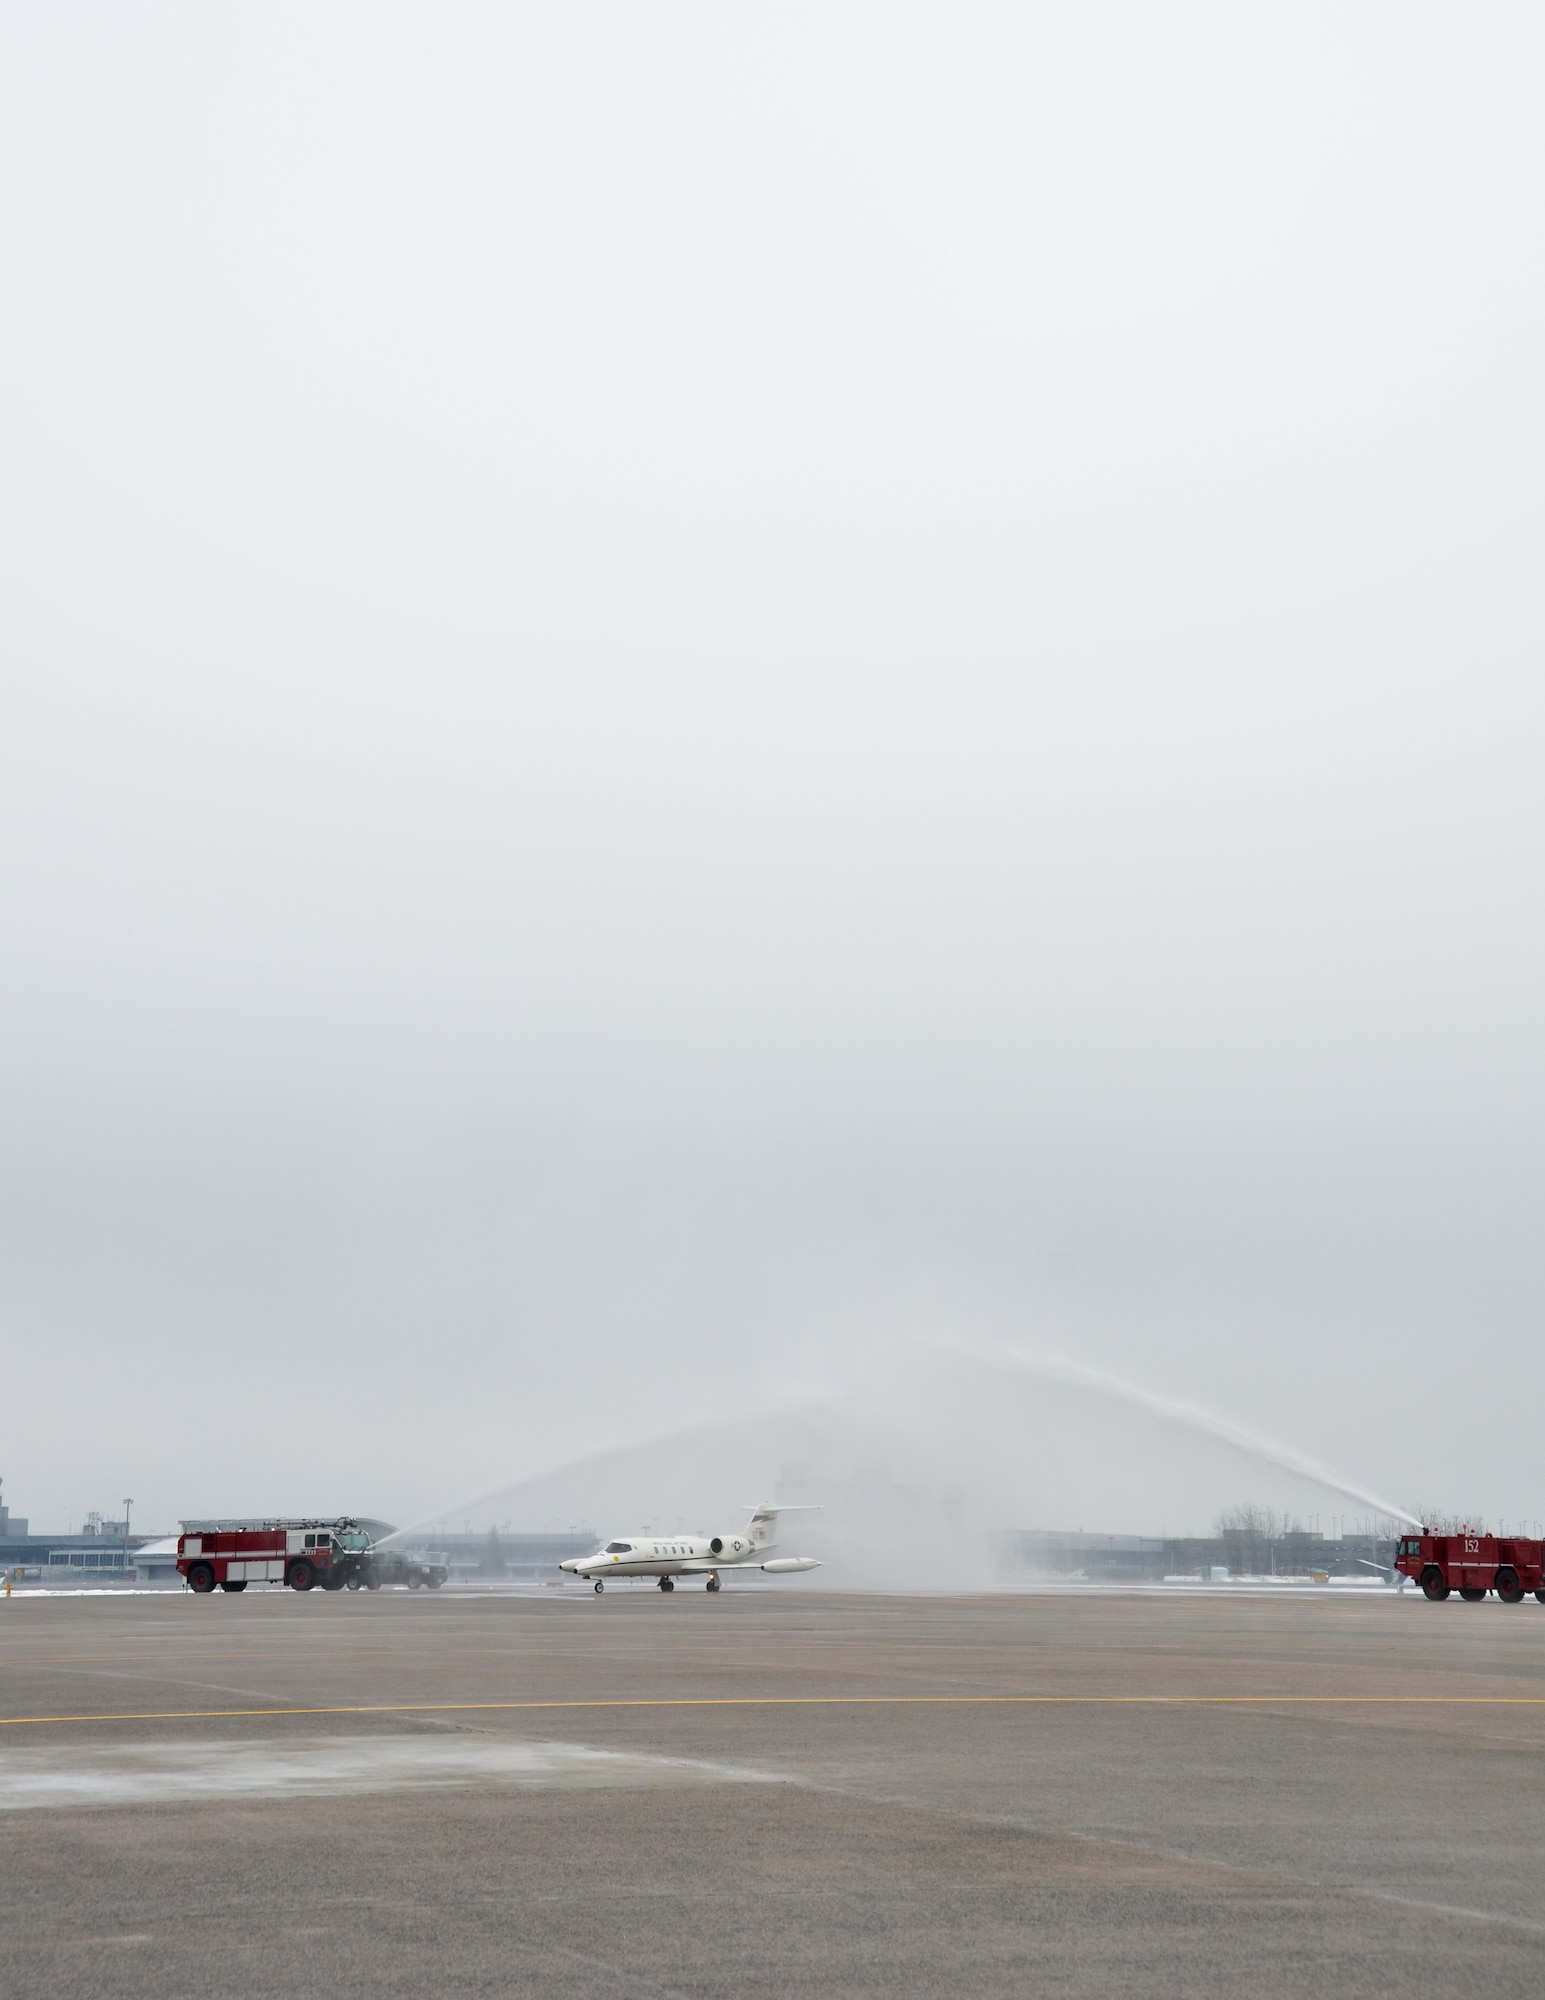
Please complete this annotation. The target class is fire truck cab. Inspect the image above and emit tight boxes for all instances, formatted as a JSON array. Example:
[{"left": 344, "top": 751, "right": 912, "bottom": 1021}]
[
  {"left": 1394, "top": 1532, "right": 1545, "bottom": 1604},
  {"left": 178, "top": 1519, "right": 372, "bottom": 1594}
]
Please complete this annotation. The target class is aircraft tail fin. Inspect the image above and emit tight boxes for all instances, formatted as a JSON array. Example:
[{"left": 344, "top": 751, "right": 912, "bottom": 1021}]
[
  {"left": 745, "top": 1503, "right": 817, "bottom": 1553},
  {"left": 746, "top": 1505, "right": 780, "bottom": 1552}
]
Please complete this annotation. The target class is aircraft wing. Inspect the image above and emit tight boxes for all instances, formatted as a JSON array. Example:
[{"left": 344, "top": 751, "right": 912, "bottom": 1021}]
[{"left": 676, "top": 1557, "right": 821, "bottom": 1575}]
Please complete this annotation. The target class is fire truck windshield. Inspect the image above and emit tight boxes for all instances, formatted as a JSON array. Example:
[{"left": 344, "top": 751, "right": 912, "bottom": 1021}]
[{"left": 337, "top": 1531, "right": 370, "bottom": 1550}]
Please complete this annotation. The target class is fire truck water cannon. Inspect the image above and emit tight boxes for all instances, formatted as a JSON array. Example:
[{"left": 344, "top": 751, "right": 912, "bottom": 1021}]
[{"left": 1394, "top": 1529, "right": 1545, "bottom": 1604}]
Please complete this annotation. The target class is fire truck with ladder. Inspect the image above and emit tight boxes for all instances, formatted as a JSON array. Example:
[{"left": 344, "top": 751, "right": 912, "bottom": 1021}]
[
  {"left": 177, "top": 1519, "right": 374, "bottom": 1594},
  {"left": 1393, "top": 1530, "right": 1545, "bottom": 1603}
]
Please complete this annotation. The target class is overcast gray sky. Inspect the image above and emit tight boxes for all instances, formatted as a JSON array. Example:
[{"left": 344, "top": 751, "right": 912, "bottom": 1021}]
[{"left": 2, "top": 7, "right": 1542, "bottom": 1540}]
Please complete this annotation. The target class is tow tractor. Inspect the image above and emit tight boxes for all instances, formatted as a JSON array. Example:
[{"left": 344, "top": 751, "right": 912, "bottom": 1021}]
[{"left": 360, "top": 1546, "right": 448, "bottom": 1591}]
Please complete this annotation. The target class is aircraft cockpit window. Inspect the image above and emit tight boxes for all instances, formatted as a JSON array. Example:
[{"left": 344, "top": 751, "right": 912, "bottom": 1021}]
[{"left": 605, "top": 1542, "right": 633, "bottom": 1554}]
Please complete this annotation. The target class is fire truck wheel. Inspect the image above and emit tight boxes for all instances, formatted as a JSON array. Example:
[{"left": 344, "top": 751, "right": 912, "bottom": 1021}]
[
  {"left": 1537, "top": 1590, "right": 1545, "bottom": 1604},
  {"left": 288, "top": 1559, "right": 316, "bottom": 1592},
  {"left": 187, "top": 1562, "right": 216, "bottom": 1594},
  {"left": 346, "top": 1575, "right": 363, "bottom": 1590},
  {"left": 219, "top": 1581, "right": 247, "bottom": 1593},
  {"left": 1495, "top": 1568, "right": 1524, "bottom": 1604},
  {"left": 1421, "top": 1568, "right": 1449, "bottom": 1601},
  {"left": 1459, "top": 1586, "right": 1488, "bottom": 1601}
]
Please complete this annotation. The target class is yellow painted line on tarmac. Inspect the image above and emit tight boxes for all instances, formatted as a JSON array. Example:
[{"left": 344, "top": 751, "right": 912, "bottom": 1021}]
[{"left": 4, "top": 1694, "right": 1545, "bottom": 1728}]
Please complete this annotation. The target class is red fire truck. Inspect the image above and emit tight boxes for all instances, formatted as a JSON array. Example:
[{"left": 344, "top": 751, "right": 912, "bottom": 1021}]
[
  {"left": 177, "top": 1518, "right": 373, "bottom": 1594},
  {"left": 1393, "top": 1531, "right": 1545, "bottom": 1603}
]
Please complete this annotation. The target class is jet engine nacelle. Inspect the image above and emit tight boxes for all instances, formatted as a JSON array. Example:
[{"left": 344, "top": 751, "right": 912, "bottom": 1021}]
[{"left": 709, "top": 1535, "right": 751, "bottom": 1558}]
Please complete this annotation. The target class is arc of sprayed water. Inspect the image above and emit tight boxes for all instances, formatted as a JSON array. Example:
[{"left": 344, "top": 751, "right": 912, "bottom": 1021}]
[
  {"left": 938, "top": 1340, "right": 1422, "bottom": 1530},
  {"left": 372, "top": 1398, "right": 830, "bottom": 1550}
]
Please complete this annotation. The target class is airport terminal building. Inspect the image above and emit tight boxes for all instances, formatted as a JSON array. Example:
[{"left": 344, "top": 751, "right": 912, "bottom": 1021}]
[{"left": 0, "top": 1483, "right": 165, "bottom": 1581}]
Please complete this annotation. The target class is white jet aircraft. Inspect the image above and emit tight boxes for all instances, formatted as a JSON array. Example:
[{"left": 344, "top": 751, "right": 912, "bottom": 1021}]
[{"left": 559, "top": 1505, "right": 820, "bottom": 1593}]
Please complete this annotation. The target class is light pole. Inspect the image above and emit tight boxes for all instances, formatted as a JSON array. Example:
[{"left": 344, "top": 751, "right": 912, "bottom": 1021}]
[{"left": 122, "top": 1499, "right": 133, "bottom": 1582}]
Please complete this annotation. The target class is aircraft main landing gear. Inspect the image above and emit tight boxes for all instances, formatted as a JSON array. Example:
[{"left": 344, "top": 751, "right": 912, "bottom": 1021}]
[
  {"left": 706, "top": 1573, "right": 721, "bottom": 1593},
  {"left": 658, "top": 1576, "right": 674, "bottom": 1592},
  {"left": 593, "top": 1580, "right": 604, "bottom": 1593}
]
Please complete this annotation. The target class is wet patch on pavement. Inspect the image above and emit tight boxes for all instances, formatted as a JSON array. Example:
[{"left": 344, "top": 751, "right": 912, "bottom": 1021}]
[{"left": 0, "top": 1734, "right": 787, "bottom": 1810}]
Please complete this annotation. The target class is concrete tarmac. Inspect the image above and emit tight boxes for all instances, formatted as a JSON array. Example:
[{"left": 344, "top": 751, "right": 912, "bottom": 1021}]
[{"left": 3, "top": 1585, "right": 1544, "bottom": 1997}]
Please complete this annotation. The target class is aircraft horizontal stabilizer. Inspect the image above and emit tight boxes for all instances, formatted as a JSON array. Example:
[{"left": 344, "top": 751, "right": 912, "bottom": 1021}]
[{"left": 761, "top": 1557, "right": 821, "bottom": 1574}]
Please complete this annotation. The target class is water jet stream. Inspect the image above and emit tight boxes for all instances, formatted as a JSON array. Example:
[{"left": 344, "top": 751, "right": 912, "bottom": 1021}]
[{"left": 941, "top": 1340, "right": 1420, "bottom": 1529}]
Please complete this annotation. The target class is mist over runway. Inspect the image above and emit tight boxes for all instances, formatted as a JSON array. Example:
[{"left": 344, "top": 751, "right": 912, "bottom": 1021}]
[{"left": 389, "top": 1343, "right": 1426, "bottom": 1583}]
